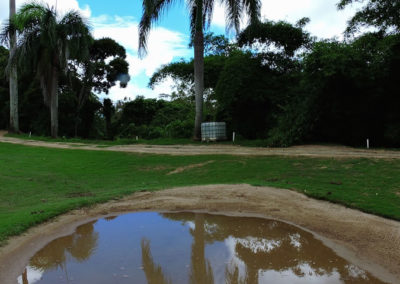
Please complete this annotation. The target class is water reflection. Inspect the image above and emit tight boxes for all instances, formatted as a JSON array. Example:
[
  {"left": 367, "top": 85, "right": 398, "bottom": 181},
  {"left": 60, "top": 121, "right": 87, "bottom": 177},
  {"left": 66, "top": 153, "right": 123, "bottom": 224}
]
[
  {"left": 19, "top": 212, "right": 386, "bottom": 284},
  {"left": 190, "top": 214, "right": 214, "bottom": 284},
  {"left": 18, "top": 221, "right": 98, "bottom": 284},
  {"left": 141, "top": 238, "right": 172, "bottom": 284}
]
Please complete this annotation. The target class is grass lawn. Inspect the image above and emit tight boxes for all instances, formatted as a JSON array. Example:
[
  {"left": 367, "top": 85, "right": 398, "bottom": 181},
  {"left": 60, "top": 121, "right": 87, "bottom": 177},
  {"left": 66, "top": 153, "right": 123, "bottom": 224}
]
[{"left": 1, "top": 142, "right": 400, "bottom": 245}]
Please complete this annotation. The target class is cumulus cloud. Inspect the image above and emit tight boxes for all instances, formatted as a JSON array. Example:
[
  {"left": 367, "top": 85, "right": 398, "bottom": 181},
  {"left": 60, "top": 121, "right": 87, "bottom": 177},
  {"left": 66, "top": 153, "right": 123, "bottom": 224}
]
[
  {"left": 92, "top": 15, "right": 190, "bottom": 76},
  {"left": 211, "top": 0, "right": 363, "bottom": 39},
  {"left": 0, "top": 0, "right": 91, "bottom": 24},
  {"left": 98, "top": 77, "right": 176, "bottom": 102},
  {"left": 91, "top": 15, "right": 191, "bottom": 101}
]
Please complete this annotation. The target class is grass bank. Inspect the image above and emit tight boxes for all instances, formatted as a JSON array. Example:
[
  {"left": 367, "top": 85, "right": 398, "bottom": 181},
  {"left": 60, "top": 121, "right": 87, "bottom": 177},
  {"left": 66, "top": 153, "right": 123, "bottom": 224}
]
[{"left": 1, "top": 142, "right": 399, "bottom": 245}]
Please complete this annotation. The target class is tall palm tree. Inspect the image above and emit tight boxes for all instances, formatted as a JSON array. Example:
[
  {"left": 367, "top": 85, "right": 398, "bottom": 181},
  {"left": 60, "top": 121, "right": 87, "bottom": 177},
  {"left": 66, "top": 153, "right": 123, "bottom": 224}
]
[
  {"left": 1, "top": 3, "right": 91, "bottom": 138},
  {"left": 8, "top": 0, "right": 18, "bottom": 133},
  {"left": 139, "top": 0, "right": 261, "bottom": 140}
]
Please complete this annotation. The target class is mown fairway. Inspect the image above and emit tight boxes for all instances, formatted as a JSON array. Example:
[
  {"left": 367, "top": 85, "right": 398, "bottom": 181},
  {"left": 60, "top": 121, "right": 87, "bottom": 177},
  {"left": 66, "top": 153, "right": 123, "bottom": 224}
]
[{"left": 1, "top": 142, "right": 400, "bottom": 245}]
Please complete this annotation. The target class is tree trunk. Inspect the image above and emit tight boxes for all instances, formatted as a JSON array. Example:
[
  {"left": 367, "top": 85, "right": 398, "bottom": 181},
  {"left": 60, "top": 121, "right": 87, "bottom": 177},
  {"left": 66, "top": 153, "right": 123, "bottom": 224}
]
[
  {"left": 9, "top": 0, "right": 19, "bottom": 133},
  {"left": 22, "top": 268, "right": 28, "bottom": 284},
  {"left": 190, "top": 214, "right": 213, "bottom": 284},
  {"left": 74, "top": 117, "right": 79, "bottom": 138},
  {"left": 193, "top": 0, "right": 204, "bottom": 140},
  {"left": 50, "top": 68, "right": 59, "bottom": 138},
  {"left": 74, "top": 85, "right": 87, "bottom": 138}
]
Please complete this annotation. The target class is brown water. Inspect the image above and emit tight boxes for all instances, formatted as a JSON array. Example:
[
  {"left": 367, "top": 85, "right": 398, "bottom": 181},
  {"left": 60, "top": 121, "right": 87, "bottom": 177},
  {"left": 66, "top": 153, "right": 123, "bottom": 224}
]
[{"left": 18, "top": 212, "right": 386, "bottom": 284}]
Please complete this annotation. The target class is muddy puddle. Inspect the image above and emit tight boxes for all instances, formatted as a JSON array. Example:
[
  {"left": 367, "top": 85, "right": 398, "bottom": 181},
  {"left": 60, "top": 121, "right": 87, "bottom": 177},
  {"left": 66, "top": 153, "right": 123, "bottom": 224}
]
[{"left": 18, "top": 212, "right": 386, "bottom": 284}]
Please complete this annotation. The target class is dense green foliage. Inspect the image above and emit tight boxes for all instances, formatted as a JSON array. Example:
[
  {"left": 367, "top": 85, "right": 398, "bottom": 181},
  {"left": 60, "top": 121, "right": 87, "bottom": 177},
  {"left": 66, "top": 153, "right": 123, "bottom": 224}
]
[
  {"left": 238, "top": 18, "right": 313, "bottom": 56},
  {"left": 1, "top": 2, "right": 399, "bottom": 147},
  {"left": 303, "top": 34, "right": 400, "bottom": 146},
  {"left": 138, "top": 0, "right": 261, "bottom": 139},
  {"left": 150, "top": 20, "right": 400, "bottom": 147},
  {"left": 1, "top": 142, "right": 400, "bottom": 244},
  {"left": 118, "top": 96, "right": 194, "bottom": 139},
  {"left": 0, "top": 3, "right": 129, "bottom": 138},
  {"left": 338, "top": 0, "right": 400, "bottom": 34},
  {"left": 1, "top": 3, "right": 92, "bottom": 138}
]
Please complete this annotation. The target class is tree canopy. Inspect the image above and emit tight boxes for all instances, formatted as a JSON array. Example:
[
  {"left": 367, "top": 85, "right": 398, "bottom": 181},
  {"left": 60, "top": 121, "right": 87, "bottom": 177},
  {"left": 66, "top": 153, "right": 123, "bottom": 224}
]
[
  {"left": 338, "top": 0, "right": 400, "bottom": 34},
  {"left": 1, "top": 2, "right": 92, "bottom": 137}
]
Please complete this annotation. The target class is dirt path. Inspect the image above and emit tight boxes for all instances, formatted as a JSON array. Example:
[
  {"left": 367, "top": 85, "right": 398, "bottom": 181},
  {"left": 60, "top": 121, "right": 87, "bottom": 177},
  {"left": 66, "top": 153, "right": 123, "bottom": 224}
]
[
  {"left": 0, "top": 184, "right": 399, "bottom": 284},
  {"left": 1, "top": 130, "right": 400, "bottom": 158}
]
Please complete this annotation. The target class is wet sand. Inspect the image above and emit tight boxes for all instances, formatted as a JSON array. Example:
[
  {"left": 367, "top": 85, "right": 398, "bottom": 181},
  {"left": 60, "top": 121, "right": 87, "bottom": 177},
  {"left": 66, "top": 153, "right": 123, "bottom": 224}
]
[{"left": 0, "top": 184, "right": 399, "bottom": 284}]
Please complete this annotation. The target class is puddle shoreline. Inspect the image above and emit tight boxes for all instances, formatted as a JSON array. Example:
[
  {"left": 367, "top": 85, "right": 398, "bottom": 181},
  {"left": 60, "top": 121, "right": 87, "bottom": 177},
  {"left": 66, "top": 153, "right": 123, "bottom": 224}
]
[{"left": 1, "top": 184, "right": 399, "bottom": 284}]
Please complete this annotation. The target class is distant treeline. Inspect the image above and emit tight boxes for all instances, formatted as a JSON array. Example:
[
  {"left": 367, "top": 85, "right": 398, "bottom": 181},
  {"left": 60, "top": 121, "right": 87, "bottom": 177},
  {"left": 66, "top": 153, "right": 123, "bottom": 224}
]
[
  {"left": 1, "top": 3, "right": 399, "bottom": 147},
  {"left": 149, "top": 24, "right": 400, "bottom": 147}
]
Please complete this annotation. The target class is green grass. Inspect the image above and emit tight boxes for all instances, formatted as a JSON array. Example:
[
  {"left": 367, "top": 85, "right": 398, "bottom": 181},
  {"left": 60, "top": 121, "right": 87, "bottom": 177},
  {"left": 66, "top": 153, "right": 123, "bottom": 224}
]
[{"left": 1, "top": 142, "right": 400, "bottom": 246}]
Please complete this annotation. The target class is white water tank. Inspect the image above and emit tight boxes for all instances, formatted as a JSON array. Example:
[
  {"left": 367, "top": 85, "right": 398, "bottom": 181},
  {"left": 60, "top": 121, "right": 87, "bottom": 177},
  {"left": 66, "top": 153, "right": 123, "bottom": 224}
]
[{"left": 201, "top": 122, "right": 227, "bottom": 141}]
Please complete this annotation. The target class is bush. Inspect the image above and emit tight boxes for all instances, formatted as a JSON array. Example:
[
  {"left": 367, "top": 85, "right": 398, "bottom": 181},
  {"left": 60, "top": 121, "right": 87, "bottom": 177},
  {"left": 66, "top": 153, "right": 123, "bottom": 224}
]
[{"left": 166, "top": 120, "right": 193, "bottom": 138}]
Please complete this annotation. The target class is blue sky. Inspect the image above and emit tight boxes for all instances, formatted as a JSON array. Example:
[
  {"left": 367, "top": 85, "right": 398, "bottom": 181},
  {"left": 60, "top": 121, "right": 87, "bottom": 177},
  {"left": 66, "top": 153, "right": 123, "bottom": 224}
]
[
  {"left": 0, "top": 0, "right": 362, "bottom": 102},
  {"left": 80, "top": 0, "right": 203, "bottom": 36}
]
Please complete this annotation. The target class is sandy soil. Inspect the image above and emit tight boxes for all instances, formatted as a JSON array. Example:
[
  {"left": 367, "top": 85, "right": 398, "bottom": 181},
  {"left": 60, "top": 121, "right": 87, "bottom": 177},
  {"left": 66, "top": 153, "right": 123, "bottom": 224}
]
[
  {"left": 1, "top": 130, "right": 400, "bottom": 159},
  {"left": 0, "top": 184, "right": 399, "bottom": 284}
]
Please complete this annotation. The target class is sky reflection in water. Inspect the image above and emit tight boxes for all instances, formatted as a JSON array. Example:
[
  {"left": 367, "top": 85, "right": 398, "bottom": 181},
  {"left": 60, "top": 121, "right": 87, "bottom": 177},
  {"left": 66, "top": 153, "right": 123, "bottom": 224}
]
[{"left": 19, "top": 212, "right": 386, "bottom": 284}]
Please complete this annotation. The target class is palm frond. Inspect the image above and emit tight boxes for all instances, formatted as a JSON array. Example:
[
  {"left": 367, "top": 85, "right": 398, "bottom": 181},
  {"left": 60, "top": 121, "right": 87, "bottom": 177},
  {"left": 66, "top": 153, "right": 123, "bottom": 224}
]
[
  {"left": 223, "top": 0, "right": 243, "bottom": 33},
  {"left": 242, "top": 0, "right": 261, "bottom": 25},
  {"left": 139, "top": 0, "right": 177, "bottom": 57},
  {"left": 203, "top": 0, "right": 215, "bottom": 31},
  {"left": 6, "top": 1, "right": 91, "bottom": 105},
  {"left": 13, "top": 2, "right": 49, "bottom": 32},
  {"left": 16, "top": 27, "right": 41, "bottom": 67},
  {"left": 41, "top": 9, "right": 58, "bottom": 51},
  {"left": 188, "top": 0, "right": 197, "bottom": 40},
  {"left": 0, "top": 18, "right": 12, "bottom": 45},
  {"left": 188, "top": 0, "right": 206, "bottom": 38},
  {"left": 59, "top": 10, "right": 92, "bottom": 62}
]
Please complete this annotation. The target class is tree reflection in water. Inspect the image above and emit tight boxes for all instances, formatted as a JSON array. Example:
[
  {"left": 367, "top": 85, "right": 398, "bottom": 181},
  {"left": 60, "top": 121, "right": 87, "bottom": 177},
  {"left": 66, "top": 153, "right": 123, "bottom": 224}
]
[
  {"left": 141, "top": 238, "right": 172, "bottom": 284},
  {"left": 189, "top": 214, "right": 214, "bottom": 284},
  {"left": 141, "top": 213, "right": 214, "bottom": 284},
  {"left": 225, "top": 262, "right": 246, "bottom": 284},
  {"left": 20, "top": 212, "right": 383, "bottom": 284},
  {"left": 23, "top": 221, "right": 99, "bottom": 283},
  {"left": 160, "top": 213, "right": 375, "bottom": 284}
]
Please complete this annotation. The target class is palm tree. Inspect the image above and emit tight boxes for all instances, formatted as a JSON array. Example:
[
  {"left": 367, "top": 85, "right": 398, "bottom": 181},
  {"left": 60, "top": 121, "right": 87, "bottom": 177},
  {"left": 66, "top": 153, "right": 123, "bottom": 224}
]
[
  {"left": 139, "top": 0, "right": 261, "bottom": 140},
  {"left": 8, "top": 0, "right": 18, "bottom": 133},
  {"left": 1, "top": 3, "right": 91, "bottom": 138}
]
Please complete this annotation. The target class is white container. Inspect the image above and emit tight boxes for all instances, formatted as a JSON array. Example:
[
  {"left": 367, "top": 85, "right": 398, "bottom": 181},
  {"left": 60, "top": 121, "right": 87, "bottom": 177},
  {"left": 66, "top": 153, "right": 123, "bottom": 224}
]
[{"left": 201, "top": 122, "right": 227, "bottom": 141}]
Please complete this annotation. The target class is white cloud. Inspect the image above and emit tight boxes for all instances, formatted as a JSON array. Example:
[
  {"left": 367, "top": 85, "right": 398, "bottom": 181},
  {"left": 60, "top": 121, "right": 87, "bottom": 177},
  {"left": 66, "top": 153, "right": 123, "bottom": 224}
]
[
  {"left": 17, "top": 266, "right": 43, "bottom": 284},
  {"left": 100, "top": 77, "right": 176, "bottom": 101},
  {"left": 0, "top": 0, "right": 91, "bottom": 24},
  {"left": 91, "top": 15, "right": 191, "bottom": 101},
  {"left": 211, "top": 0, "right": 364, "bottom": 39}
]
